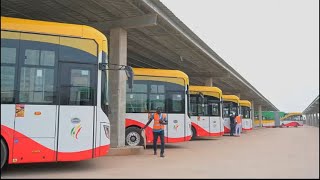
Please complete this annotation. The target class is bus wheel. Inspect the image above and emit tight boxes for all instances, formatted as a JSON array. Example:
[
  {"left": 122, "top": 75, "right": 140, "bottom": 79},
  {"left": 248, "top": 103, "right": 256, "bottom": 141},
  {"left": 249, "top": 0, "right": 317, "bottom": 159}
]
[
  {"left": 191, "top": 126, "right": 196, "bottom": 140},
  {"left": 1, "top": 138, "right": 8, "bottom": 169},
  {"left": 125, "top": 127, "right": 143, "bottom": 147}
]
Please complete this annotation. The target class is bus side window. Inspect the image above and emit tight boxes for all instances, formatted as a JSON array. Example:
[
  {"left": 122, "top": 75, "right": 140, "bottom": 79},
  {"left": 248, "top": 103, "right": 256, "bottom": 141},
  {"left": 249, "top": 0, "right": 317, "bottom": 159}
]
[
  {"left": 18, "top": 36, "right": 58, "bottom": 104},
  {"left": 1, "top": 37, "right": 19, "bottom": 104},
  {"left": 126, "top": 82, "right": 148, "bottom": 113}
]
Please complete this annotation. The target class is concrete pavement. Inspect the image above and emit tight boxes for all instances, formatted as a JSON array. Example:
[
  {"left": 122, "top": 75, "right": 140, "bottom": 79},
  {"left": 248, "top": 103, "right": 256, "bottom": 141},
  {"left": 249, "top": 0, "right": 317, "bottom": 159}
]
[{"left": 1, "top": 126, "right": 319, "bottom": 179}]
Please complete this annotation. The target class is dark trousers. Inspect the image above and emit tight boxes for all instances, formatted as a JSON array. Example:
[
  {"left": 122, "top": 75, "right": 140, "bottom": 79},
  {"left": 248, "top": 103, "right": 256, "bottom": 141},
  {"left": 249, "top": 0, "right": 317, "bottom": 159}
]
[
  {"left": 230, "top": 123, "right": 236, "bottom": 136},
  {"left": 153, "top": 130, "right": 165, "bottom": 154}
]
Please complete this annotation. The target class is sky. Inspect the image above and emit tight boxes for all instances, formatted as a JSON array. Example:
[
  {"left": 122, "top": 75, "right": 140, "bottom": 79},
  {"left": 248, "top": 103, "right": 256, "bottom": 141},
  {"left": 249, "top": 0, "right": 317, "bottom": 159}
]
[{"left": 161, "top": 0, "right": 319, "bottom": 112}]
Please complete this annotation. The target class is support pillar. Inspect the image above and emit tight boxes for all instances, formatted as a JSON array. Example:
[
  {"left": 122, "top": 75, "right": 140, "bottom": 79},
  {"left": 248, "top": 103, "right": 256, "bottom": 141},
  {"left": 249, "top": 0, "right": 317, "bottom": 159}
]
[
  {"left": 258, "top": 105, "right": 262, "bottom": 127},
  {"left": 251, "top": 101, "right": 255, "bottom": 129},
  {"left": 109, "top": 27, "right": 127, "bottom": 148},
  {"left": 204, "top": 77, "right": 213, "bottom": 87},
  {"left": 311, "top": 114, "right": 314, "bottom": 126},
  {"left": 317, "top": 113, "right": 319, "bottom": 127}
]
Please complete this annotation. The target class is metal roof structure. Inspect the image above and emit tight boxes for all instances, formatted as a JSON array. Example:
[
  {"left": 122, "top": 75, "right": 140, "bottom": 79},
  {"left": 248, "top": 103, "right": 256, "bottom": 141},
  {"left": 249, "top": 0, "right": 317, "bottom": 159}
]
[
  {"left": 1, "top": 0, "right": 278, "bottom": 111},
  {"left": 303, "top": 95, "right": 319, "bottom": 114}
]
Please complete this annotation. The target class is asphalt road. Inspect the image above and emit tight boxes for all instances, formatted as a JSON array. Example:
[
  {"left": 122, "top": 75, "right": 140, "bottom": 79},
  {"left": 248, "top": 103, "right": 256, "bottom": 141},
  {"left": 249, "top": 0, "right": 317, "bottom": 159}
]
[{"left": 1, "top": 126, "right": 319, "bottom": 179}]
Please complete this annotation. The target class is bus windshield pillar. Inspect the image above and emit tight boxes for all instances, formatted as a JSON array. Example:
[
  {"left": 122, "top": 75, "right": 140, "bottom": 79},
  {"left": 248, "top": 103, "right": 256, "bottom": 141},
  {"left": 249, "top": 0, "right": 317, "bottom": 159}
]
[{"left": 109, "top": 27, "right": 128, "bottom": 148}]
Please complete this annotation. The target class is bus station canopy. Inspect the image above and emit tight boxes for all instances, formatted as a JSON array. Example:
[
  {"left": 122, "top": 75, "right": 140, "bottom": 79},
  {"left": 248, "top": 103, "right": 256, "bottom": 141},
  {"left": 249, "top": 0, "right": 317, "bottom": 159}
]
[
  {"left": 1, "top": 0, "right": 278, "bottom": 111},
  {"left": 303, "top": 95, "right": 319, "bottom": 114}
]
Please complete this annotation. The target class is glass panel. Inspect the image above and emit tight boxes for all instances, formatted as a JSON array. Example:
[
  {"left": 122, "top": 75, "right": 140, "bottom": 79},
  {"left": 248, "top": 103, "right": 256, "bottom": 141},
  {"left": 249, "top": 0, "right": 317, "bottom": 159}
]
[
  {"left": 126, "top": 93, "right": 148, "bottom": 113},
  {"left": 40, "top": 50, "right": 55, "bottom": 66},
  {"left": 69, "top": 87, "right": 92, "bottom": 105},
  {"left": 170, "top": 93, "right": 184, "bottom": 113},
  {"left": 19, "top": 67, "right": 54, "bottom": 103},
  {"left": 150, "top": 84, "right": 165, "bottom": 94},
  {"left": 190, "top": 96, "right": 198, "bottom": 116},
  {"left": 149, "top": 94, "right": 165, "bottom": 112},
  {"left": 71, "top": 69, "right": 90, "bottom": 86},
  {"left": 69, "top": 69, "right": 92, "bottom": 105},
  {"left": 1, "top": 47, "right": 16, "bottom": 64},
  {"left": 132, "top": 83, "right": 147, "bottom": 93},
  {"left": 210, "top": 103, "right": 220, "bottom": 116},
  {"left": 25, "top": 49, "right": 40, "bottom": 65},
  {"left": 1, "top": 66, "right": 15, "bottom": 103}
]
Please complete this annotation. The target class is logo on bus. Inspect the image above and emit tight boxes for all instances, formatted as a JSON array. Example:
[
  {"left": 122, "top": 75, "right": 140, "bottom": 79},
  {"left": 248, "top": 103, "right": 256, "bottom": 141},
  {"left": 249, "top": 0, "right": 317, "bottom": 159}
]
[
  {"left": 173, "top": 124, "right": 179, "bottom": 131},
  {"left": 71, "top": 124, "right": 82, "bottom": 140}
]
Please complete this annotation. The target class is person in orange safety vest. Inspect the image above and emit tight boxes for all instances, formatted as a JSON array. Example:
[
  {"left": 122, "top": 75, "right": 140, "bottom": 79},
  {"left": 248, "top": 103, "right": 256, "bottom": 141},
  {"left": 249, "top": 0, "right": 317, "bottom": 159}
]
[
  {"left": 235, "top": 113, "right": 242, "bottom": 137},
  {"left": 142, "top": 107, "right": 168, "bottom": 157}
]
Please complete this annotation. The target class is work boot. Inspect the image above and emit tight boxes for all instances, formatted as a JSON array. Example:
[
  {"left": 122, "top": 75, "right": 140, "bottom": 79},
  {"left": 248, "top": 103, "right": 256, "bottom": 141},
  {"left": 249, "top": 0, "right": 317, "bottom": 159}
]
[{"left": 160, "top": 153, "right": 165, "bottom": 158}]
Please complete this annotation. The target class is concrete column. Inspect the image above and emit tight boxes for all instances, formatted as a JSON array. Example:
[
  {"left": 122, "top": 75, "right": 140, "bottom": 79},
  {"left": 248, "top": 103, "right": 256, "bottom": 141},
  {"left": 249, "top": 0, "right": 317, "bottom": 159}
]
[
  {"left": 309, "top": 114, "right": 312, "bottom": 126},
  {"left": 251, "top": 101, "right": 255, "bottom": 128},
  {"left": 204, "top": 77, "right": 213, "bottom": 87},
  {"left": 316, "top": 113, "right": 319, "bottom": 127},
  {"left": 306, "top": 114, "right": 310, "bottom": 125},
  {"left": 311, "top": 114, "right": 315, "bottom": 126},
  {"left": 258, "top": 105, "right": 262, "bottom": 127},
  {"left": 109, "top": 27, "right": 127, "bottom": 148}
]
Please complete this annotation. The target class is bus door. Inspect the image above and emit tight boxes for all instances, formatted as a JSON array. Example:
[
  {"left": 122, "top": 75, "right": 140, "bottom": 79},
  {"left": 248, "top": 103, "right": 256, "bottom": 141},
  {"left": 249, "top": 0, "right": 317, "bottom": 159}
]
[
  {"left": 57, "top": 62, "right": 97, "bottom": 161},
  {"left": 13, "top": 34, "right": 59, "bottom": 163},
  {"left": 208, "top": 99, "right": 220, "bottom": 136},
  {"left": 195, "top": 95, "right": 210, "bottom": 136},
  {"left": 166, "top": 92, "right": 186, "bottom": 142}
]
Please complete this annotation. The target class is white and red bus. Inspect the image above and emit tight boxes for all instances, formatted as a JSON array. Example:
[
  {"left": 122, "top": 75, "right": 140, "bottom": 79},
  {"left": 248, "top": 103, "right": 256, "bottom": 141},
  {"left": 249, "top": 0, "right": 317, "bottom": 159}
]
[
  {"left": 125, "top": 68, "right": 192, "bottom": 146},
  {"left": 189, "top": 86, "right": 224, "bottom": 139},
  {"left": 280, "top": 112, "right": 303, "bottom": 127},
  {"left": 1, "top": 17, "right": 115, "bottom": 168},
  {"left": 239, "top": 100, "right": 252, "bottom": 131},
  {"left": 222, "top": 95, "right": 240, "bottom": 134}
]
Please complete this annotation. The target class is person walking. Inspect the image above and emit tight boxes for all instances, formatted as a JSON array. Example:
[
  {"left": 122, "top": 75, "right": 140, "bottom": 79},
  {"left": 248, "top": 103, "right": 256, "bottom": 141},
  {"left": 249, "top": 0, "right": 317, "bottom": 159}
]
[{"left": 142, "top": 107, "right": 167, "bottom": 157}]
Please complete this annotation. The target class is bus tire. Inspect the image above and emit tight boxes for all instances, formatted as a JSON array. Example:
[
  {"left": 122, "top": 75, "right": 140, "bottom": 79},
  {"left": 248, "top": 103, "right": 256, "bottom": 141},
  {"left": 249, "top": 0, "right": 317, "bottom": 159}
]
[
  {"left": 1, "top": 138, "right": 8, "bottom": 170},
  {"left": 125, "top": 127, "right": 143, "bottom": 147},
  {"left": 191, "top": 126, "right": 196, "bottom": 140}
]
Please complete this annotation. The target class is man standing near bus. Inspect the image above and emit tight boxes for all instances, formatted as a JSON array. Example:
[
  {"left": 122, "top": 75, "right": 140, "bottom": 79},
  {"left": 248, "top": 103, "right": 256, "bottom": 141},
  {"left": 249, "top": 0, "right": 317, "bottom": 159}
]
[
  {"left": 142, "top": 107, "right": 168, "bottom": 157},
  {"left": 235, "top": 113, "right": 242, "bottom": 137},
  {"left": 229, "top": 113, "right": 236, "bottom": 136}
]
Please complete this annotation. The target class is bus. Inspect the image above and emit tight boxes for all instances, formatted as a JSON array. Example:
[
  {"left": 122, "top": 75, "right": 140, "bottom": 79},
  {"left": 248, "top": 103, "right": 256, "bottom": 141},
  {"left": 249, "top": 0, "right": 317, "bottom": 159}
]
[
  {"left": 125, "top": 68, "right": 192, "bottom": 146},
  {"left": 0, "top": 17, "right": 127, "bottom": 168},
  {"left": 254, "top": 111, "right": 286, "bottom": 127},
  {"left": 189, "top": 85, "right": 224, "bottom": 139},
  {"left": 222, "top": 95, "right": 240, "bottom": 134},
  {"left": 280, "top": 112, "right": 303, "bottom": 127},
  {"left": 239, "top": 100, "right": 252, "bottom": 131}
]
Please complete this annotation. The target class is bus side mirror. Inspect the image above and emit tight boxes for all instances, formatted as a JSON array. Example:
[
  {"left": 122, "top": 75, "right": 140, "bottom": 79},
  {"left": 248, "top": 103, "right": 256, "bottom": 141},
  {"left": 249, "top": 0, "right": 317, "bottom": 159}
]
[{"left": 124, "top": 66, "right": 134, "bottom": 89}]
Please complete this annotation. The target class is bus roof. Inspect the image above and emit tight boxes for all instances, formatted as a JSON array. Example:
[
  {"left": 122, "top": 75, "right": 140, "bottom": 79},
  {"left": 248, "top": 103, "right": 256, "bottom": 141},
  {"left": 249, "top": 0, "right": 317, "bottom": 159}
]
[
  {"left": 189, "top": 85, "right": 222, "bottom": 98},
  {"left": 222, "top": 95, "right": 240, "bottom": 104},
  {"left": 239, "top": 100, "right": 251, "bottom": 107},
  {"left": 133, "top": 68, "right": 189, "bottom": 85},
  {"left": 280, "top": 112, "right": 302, "bottom": 120},
  {"left": 1, "top": 16, "right": 107, "bottom": 51},
  {"left": 286, "top": 112, "right": 302, "bottom": 115}
]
